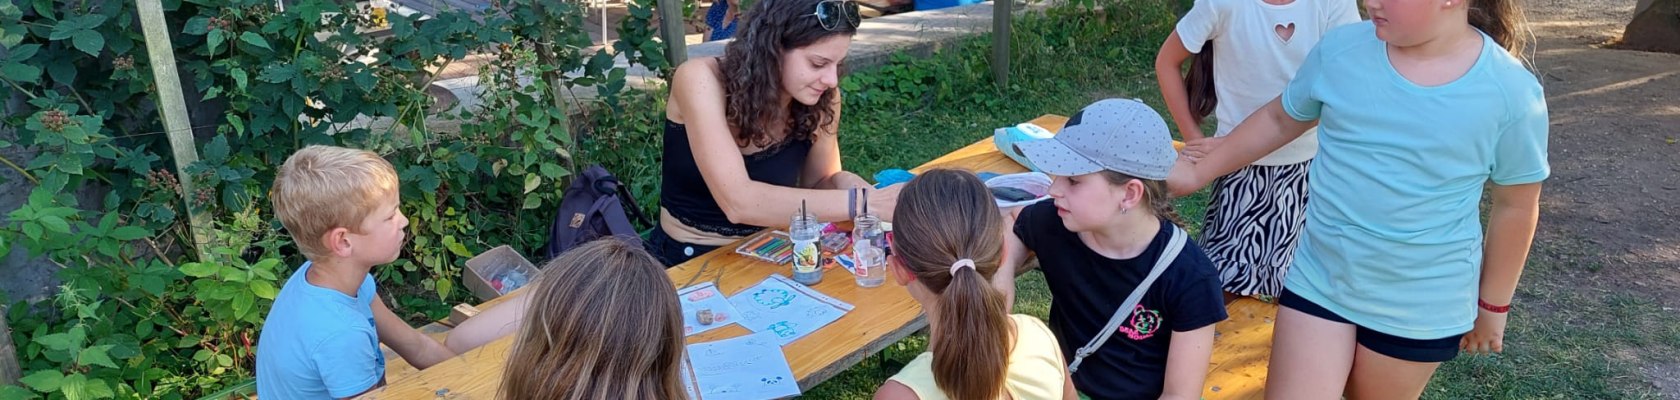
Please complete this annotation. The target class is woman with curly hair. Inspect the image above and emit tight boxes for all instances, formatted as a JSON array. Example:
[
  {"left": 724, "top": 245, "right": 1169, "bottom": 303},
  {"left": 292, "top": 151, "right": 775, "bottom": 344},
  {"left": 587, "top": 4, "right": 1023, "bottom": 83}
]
[{"left": 653, "top": 0, "right": 901, "bottom": 266}]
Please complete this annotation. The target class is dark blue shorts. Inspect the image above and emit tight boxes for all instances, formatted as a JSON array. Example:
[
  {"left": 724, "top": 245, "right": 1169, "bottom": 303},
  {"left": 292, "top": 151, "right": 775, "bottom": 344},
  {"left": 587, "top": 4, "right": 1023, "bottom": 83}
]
[{"left": 1279, "top": 289, "right": 1465, "bottom": 363}]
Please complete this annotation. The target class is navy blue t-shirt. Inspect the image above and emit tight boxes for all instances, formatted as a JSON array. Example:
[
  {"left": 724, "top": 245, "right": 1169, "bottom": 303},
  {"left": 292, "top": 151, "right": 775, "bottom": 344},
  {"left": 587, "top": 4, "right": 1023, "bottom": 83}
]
[{"left": 1013, "top": 202, "right": 1227, "bottom": 399}]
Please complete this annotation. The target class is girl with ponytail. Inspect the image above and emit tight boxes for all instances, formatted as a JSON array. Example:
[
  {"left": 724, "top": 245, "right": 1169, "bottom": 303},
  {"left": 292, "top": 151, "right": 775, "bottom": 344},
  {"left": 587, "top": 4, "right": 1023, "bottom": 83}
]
[
  {"left": 874, "top": 169, "right": 1075, "bottom": 400},
  {"left": 1168, "top": 0, "right": 1548, "bottom": 397}
]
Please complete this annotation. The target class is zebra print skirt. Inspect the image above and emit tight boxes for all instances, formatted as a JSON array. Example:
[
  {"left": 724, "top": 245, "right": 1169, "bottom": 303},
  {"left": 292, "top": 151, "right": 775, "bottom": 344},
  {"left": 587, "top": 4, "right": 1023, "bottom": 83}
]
[{"left": 1200, "top": 160, "right": 1311, "bottom": 299}]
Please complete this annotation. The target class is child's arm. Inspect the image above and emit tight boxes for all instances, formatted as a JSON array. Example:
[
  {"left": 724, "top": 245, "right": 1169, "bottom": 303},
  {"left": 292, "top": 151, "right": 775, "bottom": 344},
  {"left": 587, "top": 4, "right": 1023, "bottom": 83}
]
[
  {"left": 1159, "top": 325, "right": 1216, "bottom": 400},
  {"left": 993, "top": 216, "right": 1035, "bottom": 311},
  {"left": 1061, "top": 373, "right": 1079, "bottom": 400},
  {"left": 371, "top": 295, "right": 456, "bottom": 369},
  {"left": 443, "top": 290, "right": 533, "bottom": 354},
  {"left": 1167, "top": 99, "right": 1314, "bottom": 197},
  {"left": 1155, "top": 30, "right": 1205, "bottom": 141},
  {"left": 1460, "top": 182, "right": 1542, "bottom": 354}
]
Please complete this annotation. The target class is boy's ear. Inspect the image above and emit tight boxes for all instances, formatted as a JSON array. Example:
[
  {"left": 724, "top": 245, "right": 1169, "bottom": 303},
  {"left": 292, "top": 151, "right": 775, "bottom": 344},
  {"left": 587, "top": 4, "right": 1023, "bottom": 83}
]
[{"left": 320, "top": 227, "right": 354, "bottom": 258}]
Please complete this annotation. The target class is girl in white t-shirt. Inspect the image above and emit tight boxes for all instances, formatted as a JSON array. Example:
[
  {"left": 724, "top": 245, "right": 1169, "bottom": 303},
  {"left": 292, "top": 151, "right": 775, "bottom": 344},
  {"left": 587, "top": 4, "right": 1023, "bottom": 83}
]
[{"left": 1154, "top": 0, "right": 1360, "bottom": 302}]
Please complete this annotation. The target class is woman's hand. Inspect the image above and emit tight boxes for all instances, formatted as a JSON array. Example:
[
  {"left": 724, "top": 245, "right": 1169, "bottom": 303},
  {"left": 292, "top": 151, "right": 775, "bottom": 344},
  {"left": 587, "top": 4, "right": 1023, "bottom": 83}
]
[
  {"left": 1165, "top": 158, "right": 1205, "bottom": 198},
  {"left": 864, "top": 184, "right": 903, "bottom": 221}
]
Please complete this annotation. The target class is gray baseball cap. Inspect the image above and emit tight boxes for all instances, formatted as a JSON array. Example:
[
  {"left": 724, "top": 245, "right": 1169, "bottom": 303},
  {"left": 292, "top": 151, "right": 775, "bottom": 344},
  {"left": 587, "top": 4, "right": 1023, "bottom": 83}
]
[{"left": 1014, "top": 98, "right": 1177, "bottom": 180}]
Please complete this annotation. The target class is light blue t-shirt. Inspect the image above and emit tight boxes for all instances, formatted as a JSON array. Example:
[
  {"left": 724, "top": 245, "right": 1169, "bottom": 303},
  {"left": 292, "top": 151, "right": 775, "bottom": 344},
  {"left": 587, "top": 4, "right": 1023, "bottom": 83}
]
[
  {"left": 1280, "top": 22, "right": 1549, "bottom": 339},
  {"left": 256, "top": 262, "right": 384, "bottom": 399}
]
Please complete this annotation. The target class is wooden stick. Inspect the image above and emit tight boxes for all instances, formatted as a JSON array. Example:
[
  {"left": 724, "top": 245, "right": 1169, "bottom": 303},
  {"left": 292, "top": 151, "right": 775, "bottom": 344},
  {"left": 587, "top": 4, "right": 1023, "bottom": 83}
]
[{"left": 137, "top": 0, "right": 212, "bottom": 261}]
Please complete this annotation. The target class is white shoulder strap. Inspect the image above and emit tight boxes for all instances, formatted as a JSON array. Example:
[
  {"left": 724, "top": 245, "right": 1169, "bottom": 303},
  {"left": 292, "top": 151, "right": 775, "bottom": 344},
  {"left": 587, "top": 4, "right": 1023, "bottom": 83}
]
[{"left": 1067, "top": 225, "right": 1187, "bottom": 374}]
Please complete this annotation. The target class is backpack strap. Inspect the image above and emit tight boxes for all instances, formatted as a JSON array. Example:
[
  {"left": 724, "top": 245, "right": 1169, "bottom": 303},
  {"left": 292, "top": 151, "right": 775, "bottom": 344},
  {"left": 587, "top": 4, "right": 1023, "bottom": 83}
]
[{"left": 1067, "top": 225, "right": 1187, "bottom": 374}]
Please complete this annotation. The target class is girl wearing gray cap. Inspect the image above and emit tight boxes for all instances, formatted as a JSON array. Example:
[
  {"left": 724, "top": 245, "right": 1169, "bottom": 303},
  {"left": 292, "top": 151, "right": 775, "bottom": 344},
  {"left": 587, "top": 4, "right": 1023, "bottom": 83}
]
[{"left": 1000, "top": 98, "right": 1228, "bottom": 399}]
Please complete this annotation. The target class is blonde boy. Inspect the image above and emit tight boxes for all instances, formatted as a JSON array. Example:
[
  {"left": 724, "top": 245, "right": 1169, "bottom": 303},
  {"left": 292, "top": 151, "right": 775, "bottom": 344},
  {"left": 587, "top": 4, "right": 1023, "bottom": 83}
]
[{"left": 256, "top": 145, "right": 454, "bottom": 399}]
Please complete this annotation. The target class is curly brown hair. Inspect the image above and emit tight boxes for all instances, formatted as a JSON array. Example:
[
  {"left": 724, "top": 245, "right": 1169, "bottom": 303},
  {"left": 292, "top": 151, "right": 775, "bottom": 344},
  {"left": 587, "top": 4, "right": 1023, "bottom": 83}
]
[{"left": 718, "top": 0, "right": 858, "bottom": 148}]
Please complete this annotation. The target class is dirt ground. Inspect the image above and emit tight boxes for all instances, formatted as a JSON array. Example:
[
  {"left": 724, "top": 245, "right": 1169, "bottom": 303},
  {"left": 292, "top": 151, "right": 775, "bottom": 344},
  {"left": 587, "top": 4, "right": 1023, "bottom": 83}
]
[{"left": 1522, "top": 0, "right": 1680, "bottom": 395}]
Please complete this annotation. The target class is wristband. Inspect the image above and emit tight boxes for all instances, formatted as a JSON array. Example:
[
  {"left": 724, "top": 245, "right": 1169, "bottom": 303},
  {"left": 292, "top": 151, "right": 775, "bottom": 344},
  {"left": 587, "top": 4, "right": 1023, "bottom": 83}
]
[{"left": 1478, "top": 298, "right": 1511, "bottom": 313}]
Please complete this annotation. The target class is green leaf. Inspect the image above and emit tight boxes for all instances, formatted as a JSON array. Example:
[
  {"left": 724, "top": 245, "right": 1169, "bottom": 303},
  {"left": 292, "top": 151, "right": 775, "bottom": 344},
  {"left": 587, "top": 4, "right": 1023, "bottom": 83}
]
[
  {"left": 0, "top": 384, "right": 39, "bottom": 400},
  {"left": 523, "top": 174, "right": 541, "bottom": 194},
  {"left": 77, "top": 345, "right": 118, "bottom": 369},
  {"left": 232, "top": 290, "right": 254, "bottom": 318},
  {"left": 522, "top": 193, "right": 542, "bottom": 209},
  {"left": 250, "top": 280, "right": 278, "bottom": 300},
  {"left": 70, "top": 30, "right": 102, "bottom": 56},
  {"left": 227, "top": 114, "right": 246, "bottom": 136},
  {"left": 454, "top": 152, "right": 479, "bottom": 171},
  {"left": 20, "top": 222, "right": 41, "bottom": 241},
  {"left": 34, "top": 332, "right": 78, "bottom": 351},
  {"left": 435, "top": 277, "right": 452, "bottom": 300},
  {"left": 6, "top": 43, "right": 39, "bottom": 62},
  {"left": 539, "top": 163, "right": 566, "bottom": 179},
  {"left": 442, "top": 236, "right": 472, "bottom": 258},
  {"left": 101, "top": 335, "right": 141, "bottom": 359},
  {"left": 239, "top": 31, "right": 271, "bottom": 51},
  {"left": 18, "top": 370, "right": 62, "bottom": 393},
  {"left": 230, "top": 68, "right": 249, "bottom": 91},
  {"left": 109, "top": 226, "right": 148, "bottom": 241},
  {"left": 203, "top": 135, "right": 229, "bottom": 163},
  {"left": 133, "top": 274, "right": 166, "bottom": 297},
  {"left": 179, "top": 263, "right": 216, "bottom": 278},
  {"left": 216, "top": 354, "right": 234, "bottom": 368},
  {"left": 1, "top": 24, "right": 24, "bottom": 48},
  {"left": 38, "top": 216, "right": 69, "bottom": 234},
  {"left": 57, "top": 373, "right": 104, "bottom": 400},
  {"left": 207, "top": 29, "right": 227, "bottom": 53},
  {"left": 256, "top": 63, "right": 295, "bottom": 83},
  {"left": 183, "top": 16, "right": 210, "bottom": 35},
  {"left": 0, "top": 62, "right": 40, "bottom": 84},
  {"left": 39, "top": 172, "right": 67, "bottom": 194}
]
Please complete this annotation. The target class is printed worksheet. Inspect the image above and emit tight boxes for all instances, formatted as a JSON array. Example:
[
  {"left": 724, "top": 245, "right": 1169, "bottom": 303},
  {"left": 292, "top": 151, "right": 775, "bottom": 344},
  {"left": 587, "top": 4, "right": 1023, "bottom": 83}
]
[
  {"left": 678, "top": 282, "right": 741, "bottom": 337},
  {"left": 684, "top": 331, "right": 801, "bottom": 400},
  {"left": 726, "top": 274, "right": 854, "bottom": 346}
]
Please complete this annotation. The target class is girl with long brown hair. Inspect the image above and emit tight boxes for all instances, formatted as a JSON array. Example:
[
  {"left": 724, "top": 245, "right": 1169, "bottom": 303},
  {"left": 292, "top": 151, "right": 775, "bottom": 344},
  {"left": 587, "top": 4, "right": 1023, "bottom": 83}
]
[
  {"left": 1168, "top": 0, "right": 1547, "bottom": 397},
  {"left": 874, "top": 169, "right": 1076, "bottom": 400},
  {"left": 496, "top": 239, "right": 686, "bottom": 400},
  {"left": 653, "top": 0, "right": 903, "bottom": 267}
]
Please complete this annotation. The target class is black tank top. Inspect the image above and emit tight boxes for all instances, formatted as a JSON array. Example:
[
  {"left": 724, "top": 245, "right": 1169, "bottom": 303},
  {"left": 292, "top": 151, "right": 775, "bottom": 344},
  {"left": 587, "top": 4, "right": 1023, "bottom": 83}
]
[{"left": 660, "top": 119, "right": 813, "bottom": 237}]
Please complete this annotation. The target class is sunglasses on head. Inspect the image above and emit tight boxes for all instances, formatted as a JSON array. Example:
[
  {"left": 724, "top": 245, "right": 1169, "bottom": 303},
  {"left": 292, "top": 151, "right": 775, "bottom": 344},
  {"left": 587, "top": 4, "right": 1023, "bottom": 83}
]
[{"left": 807, "top": 0, "right": 861, "bottom": 31}]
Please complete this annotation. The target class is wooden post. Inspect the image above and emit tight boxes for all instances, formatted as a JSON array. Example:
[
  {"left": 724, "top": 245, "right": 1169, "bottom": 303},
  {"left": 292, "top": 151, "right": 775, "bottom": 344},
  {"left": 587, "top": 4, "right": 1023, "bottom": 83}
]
[
  {"left": 657, "top": 0, "right": 688, "bottom": 67},
  {"left": 992, "top": 0, "right": 1011, "bottom": 87},
  {"left": 137, "top": 0, "right": 212, "bottom": 261},
  {"left": 0, "top": 306, "right": 17, "bottom": 386}
]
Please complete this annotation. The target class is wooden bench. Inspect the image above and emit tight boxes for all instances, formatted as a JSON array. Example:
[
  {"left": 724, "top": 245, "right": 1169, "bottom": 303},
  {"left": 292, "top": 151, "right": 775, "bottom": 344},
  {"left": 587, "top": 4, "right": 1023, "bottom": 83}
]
[{"left": 371, "top": 114, "right": 1279, "bottom": 399}]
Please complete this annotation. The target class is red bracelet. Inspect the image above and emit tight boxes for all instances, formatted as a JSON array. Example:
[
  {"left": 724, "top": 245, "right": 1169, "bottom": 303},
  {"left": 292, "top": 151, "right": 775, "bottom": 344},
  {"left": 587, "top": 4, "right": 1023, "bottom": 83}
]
[{"left": 1478, "top": 299, "right": 1511, "bottom": 313}]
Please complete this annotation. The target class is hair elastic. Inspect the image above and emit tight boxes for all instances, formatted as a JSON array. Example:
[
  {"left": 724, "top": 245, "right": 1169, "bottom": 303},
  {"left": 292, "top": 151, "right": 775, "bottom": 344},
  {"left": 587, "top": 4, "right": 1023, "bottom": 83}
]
[{"left": 949, "top": 259, "right": 976, "bottom": 275}]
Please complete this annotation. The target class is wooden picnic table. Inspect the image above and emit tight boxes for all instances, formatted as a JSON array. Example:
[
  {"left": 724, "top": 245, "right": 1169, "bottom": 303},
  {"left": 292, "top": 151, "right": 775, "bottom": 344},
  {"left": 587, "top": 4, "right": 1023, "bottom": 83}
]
[{"left": 360, "top": 114, "right": 1279, "bottom": 399}]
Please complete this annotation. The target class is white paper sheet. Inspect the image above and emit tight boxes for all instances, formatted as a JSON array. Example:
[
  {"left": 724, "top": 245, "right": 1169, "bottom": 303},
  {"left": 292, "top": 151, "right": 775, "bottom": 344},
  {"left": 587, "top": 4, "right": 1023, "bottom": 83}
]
[
  {"left": 678, "top": 282, "right": 742, "bottom": 337},
  {"left": 726, "top": 274, "right": 854, "bottom": 346},
  {"left": 684, "top": 331, "right": 801, "bottom": 400}
]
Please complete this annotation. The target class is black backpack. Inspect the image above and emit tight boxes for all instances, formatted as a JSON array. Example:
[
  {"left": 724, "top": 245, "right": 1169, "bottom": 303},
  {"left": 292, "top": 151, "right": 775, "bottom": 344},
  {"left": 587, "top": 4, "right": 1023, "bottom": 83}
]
[{"left": 542, "top": 165, "right": 652, "bottom": 261}]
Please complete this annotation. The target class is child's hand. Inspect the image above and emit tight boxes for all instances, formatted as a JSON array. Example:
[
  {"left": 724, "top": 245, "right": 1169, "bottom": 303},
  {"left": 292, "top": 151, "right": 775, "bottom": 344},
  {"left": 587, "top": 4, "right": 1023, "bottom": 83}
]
[
  {"left": 1459, "top": 308, "right": 1509, "bottom": 355},
  {"left": 1179, "top": 136, "right": 1224, "bottom": 164}
]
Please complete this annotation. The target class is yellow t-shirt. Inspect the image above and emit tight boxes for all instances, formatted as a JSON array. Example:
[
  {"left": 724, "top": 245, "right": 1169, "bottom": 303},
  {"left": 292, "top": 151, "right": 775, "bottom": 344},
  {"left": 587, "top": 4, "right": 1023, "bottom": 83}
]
[{"left": 886, "top": 314, "right": 1067, "bottom": 400}]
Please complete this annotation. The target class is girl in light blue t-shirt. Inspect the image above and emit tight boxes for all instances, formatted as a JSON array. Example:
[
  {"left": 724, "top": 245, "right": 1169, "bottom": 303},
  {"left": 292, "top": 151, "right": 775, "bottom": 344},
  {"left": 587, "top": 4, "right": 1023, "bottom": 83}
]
[{"left": 1168, "top": 0, "right": 1548, "bottom": 398}]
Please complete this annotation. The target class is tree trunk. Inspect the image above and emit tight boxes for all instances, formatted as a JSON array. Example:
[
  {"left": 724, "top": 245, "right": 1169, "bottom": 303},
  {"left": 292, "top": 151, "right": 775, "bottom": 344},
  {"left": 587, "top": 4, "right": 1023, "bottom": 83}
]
[{"left": 1622, "top": 0, "right": 1680, "bottom": 53}]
